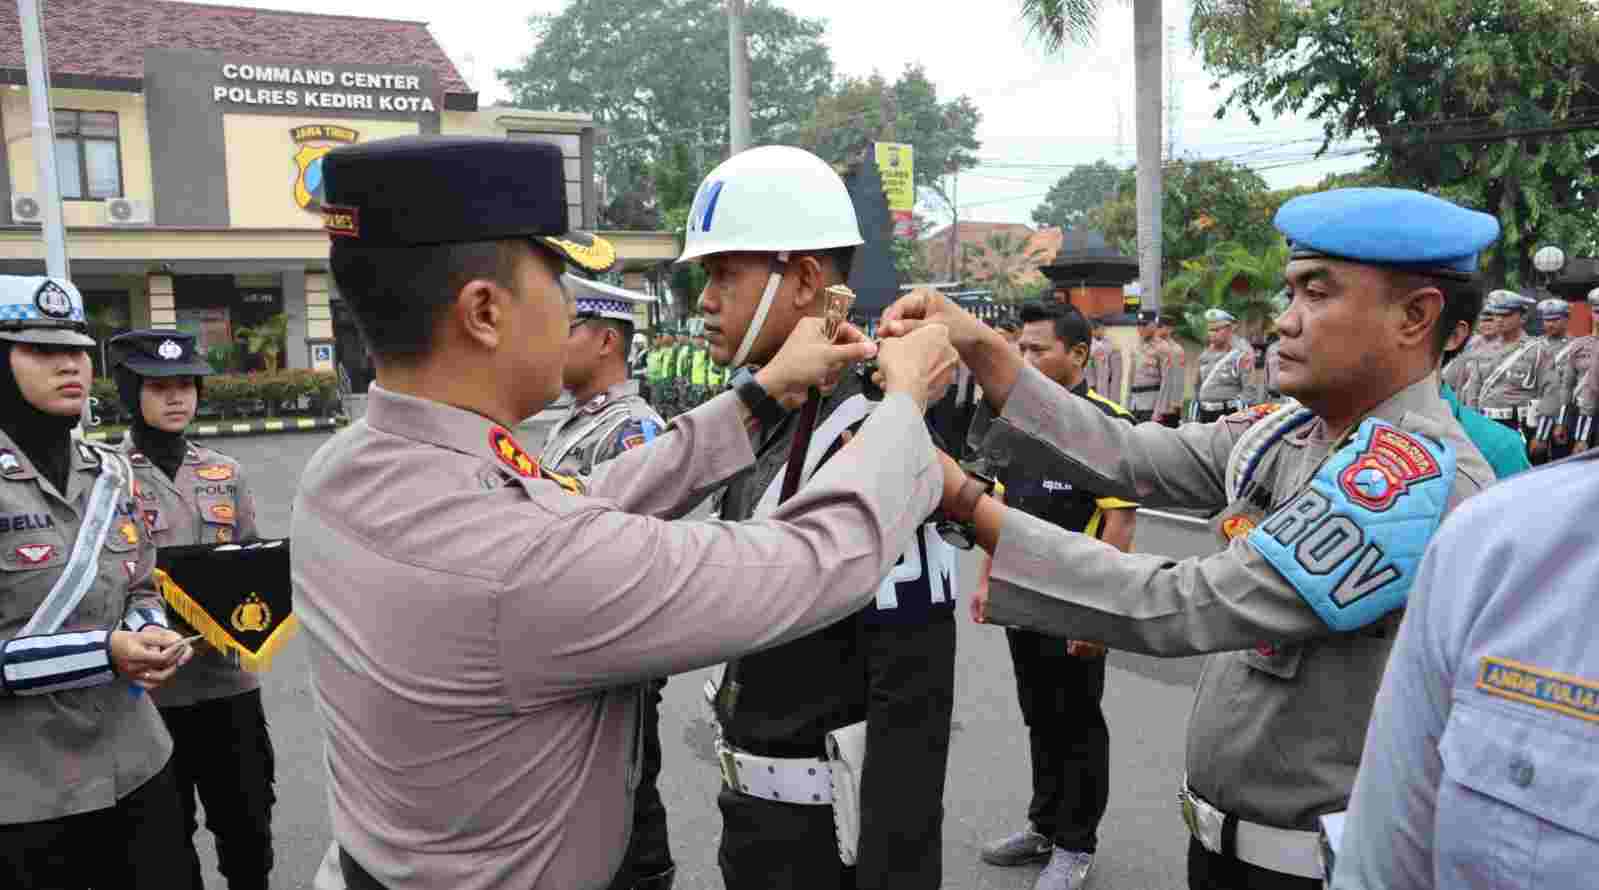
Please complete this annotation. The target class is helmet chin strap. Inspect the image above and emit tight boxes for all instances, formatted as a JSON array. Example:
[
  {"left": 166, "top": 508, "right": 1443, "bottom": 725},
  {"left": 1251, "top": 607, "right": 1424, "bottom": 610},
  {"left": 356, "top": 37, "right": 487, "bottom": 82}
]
[{"left": 730, "top": 251, "right": 789, "bottom": 369}]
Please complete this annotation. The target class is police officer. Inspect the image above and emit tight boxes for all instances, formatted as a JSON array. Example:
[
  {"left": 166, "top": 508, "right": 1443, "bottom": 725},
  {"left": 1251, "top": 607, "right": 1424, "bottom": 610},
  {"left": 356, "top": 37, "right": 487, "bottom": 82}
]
[
  {"left": 682, "top": 144, "right": 959, "bottom": 890},
  {"left": 885, "top": 187, "right": 1499, "bottom": 890},
  {"left": 106, "top": 329, "right": 272, "bottom": 890},
  {"left": 0, "top": 276, "right": 193, "bottom": 889},
  {"left": 1544, "top": 290, "right": 1599, "bottom": 459},
  {"left": 1262, "top": 291, "right": 1290, "bottom": 403},
  {"left": 672, "top": 331, "right": 695, "bottom": 413},
  {"left": 295, "top": 135, "right": 962, "bottom": 890},
  {"left": 1127, "top": 310, "right": 1175, "bottom": 424},
  {"left": 1087, "top": 317, "right": 1124, "bottom": 406},
  {"left": 1332, "top": 443, "right": 1599, "bottom": 889},
  {"left": 689, "top": 333, "right": 711, "bottom": 408},
  {"left": 1442, "top": 302, "right": 1499, "bottom": 395},
  {"left": 1437, "top": 319, "right": 1531, "bottom": 481},
  {"left": 976, "top": 302, "right": 1137, "bottom": 890},
  {"left": 538, "top": 278, "right": 673, "bottom": 890},
  {"left": 1193, "top": 309, "right": 1255, "bottom": 422},
  {"left": 1156, "top": 312, "right": 1187, "bottom": 426},
  {"left": 1462, "top": 295, "right": 1553, "bottom": 454}
]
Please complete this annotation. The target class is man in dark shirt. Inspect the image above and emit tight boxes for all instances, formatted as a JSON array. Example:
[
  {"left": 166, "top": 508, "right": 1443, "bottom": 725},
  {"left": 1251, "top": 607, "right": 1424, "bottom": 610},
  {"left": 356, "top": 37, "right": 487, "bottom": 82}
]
[{"left": 974, "top": 301, "right": 1137, "bottom": 890}]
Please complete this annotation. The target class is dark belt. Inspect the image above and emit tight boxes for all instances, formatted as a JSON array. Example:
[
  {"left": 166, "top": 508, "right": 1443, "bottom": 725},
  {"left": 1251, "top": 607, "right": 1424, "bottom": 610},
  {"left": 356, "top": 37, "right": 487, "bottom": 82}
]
[{"left": 1131, "top": 385, "right": 1160, "bottom": 393}]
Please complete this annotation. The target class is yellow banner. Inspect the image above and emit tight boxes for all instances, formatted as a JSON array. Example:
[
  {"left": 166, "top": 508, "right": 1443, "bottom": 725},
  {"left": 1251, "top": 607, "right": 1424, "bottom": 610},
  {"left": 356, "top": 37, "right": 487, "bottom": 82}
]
[{"left": 874, "top": 143, "right": 916, "bottom": 213}]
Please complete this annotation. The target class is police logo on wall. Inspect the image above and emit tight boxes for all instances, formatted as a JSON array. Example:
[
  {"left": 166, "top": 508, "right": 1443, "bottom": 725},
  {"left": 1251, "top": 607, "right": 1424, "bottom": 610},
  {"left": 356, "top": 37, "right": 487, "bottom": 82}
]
[
  {"left": 291, "top": 124, "right": 360, "bottom": 211},
  {"left": 33, "top": 281, "right": 74, "bottom": 319}
]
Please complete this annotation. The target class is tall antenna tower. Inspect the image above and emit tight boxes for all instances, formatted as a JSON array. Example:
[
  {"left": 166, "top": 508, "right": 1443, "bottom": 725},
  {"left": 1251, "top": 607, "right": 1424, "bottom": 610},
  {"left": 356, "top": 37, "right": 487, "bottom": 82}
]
[{"left": 1164, "top": 24, "right": 1180, "bottom": 161}]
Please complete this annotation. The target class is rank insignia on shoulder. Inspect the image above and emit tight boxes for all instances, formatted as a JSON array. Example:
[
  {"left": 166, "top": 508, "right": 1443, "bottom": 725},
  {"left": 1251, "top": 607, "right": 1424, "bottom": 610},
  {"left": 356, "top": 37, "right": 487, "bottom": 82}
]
[
  {"left": 196, "top": 464, "right": 234, "bottom": 481},
  {"left": 489, "top": 426, "right": 539, "bottom": 478},
  {"left": 622, "top": 434, "right": 646, "bottom": 450},
  {"left": 129, "top": 453, "right": 151, "bottom": 467}
]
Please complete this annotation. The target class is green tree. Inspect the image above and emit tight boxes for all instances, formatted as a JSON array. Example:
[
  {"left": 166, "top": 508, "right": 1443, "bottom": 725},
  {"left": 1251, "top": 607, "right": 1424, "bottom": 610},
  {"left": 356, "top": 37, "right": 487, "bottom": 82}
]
[
  {"left": 789, "top": 64, "right": 981, "bottom": 217},
  {"left": 1031, "top": 160, "right": 1124, "bottom": 230},
  {"left": 1088, "top": 158, "right": 1274, "bottom": 279},
  {"left": 1191, "top": 0, "right": 1599, "bottom": 286},
  {"left": 1164, "top": 237, "right": 1291, "bottom": 342},
  {"left": 237, "top": 313, "right": 288, "bottom": 375},
  {"left": 501, "top": 0, "right": 834, "bottom": 229},
  {"left": 961, "top": 230, "right": 1052, "bottom": 302}
]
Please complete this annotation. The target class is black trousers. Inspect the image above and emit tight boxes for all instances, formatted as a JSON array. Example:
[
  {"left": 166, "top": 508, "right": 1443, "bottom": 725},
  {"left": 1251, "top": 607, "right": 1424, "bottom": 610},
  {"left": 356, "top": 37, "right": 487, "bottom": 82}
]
[
  {"left": 1187, "top": 837, "right": 1322, "bottom": 890},
  {"left": 1198, "top": 408, "right": 1229, "bottom": 423},
  {"left": 718, "top": 616, "right": 955, "bottom": 890},
  {"left": 0, "top": 758, "right": 193, "bottom": 890},
  {"left": 1132, "top": 409, "right": 1154, "bottom": 424},
  {"left": 1005, "top": 629, "right": 1109, "bottom": 853},
  {"left": 607, "top": 678, "right": 674, "bottom": 890},
  {"left": 159, "top": 689, "right": 276, "bottom": 890}
]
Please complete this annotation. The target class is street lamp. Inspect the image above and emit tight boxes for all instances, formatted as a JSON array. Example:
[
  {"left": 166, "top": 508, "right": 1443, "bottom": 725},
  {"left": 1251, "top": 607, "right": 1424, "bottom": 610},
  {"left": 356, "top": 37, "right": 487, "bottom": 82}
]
[{"left": 1533, "top": 245, "right": 1567, "bottom": 289}]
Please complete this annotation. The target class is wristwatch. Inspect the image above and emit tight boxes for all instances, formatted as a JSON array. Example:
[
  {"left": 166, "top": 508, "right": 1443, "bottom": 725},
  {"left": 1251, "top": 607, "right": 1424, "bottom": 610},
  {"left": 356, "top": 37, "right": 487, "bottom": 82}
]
[
  {"left": 731, "top": 366, "right": 785, "bottom": 431},
  {"left": 936, "top": 470, "right": 1002, "bottom": 550}
]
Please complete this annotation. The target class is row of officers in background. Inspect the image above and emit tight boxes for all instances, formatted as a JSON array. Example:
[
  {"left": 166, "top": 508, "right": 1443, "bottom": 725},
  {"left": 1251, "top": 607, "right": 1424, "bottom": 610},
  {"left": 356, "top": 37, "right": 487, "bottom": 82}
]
[
  {"left": 639, "top": 328, "right": 731, "bottom": 417},
  {"left": 1077, "top": 285, "right": 1599, "bottom": 464}
]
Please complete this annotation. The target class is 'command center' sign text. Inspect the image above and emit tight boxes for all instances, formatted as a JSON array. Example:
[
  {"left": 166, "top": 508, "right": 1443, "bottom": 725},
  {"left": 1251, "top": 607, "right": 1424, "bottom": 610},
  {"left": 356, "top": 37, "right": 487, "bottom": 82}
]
[{"left": 213, "top": 63, "right": 437, "bottom": 113}]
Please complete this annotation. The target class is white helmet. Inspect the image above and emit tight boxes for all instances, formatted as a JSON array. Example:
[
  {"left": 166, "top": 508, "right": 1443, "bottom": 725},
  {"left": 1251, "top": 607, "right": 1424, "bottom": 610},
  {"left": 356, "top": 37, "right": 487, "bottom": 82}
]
[
  {"left": 1588, "top": 286, "right": 1599, "bottom": 306},
  {"left": 676, "top": 146, "right": 865, "bottom": 366}
]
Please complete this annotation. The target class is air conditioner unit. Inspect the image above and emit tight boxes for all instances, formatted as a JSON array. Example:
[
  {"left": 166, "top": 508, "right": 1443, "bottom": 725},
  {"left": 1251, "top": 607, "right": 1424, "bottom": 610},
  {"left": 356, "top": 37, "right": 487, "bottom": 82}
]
[
  {"left": 10, "top": 194, "right": 42, "bottom": 224},
  {"left": 104, "top": 197, "right": 151, "bottom": 226}
]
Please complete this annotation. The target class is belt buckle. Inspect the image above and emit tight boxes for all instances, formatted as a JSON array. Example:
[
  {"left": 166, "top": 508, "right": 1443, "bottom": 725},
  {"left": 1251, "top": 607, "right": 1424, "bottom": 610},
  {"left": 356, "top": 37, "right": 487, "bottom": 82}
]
[
  {"left": 1178, "top": 787, "right": 1225, "bottom": 854},
  {"left": 716, "top": 742, "right": 741, "bottom": 791}
]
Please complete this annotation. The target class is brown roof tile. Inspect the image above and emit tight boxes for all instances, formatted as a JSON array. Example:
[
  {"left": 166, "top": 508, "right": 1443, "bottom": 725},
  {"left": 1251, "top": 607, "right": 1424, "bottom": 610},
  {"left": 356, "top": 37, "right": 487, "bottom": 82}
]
[{"left": 0, "top": 0, "right": 473, "bottom": 96}]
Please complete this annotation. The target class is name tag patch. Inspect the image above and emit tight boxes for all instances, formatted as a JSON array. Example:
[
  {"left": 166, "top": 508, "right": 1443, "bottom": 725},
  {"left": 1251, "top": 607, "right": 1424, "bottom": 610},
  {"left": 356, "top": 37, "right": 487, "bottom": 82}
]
[{"left": 1478, "top": 657, "right": 1599, "bottom": 723}]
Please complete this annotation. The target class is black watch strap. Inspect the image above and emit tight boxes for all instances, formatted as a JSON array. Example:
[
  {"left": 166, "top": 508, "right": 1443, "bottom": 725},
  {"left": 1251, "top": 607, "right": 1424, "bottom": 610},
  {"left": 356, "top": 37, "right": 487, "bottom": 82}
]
[{"left": 732, "top": 367, "right": 785, "bottom": 431}]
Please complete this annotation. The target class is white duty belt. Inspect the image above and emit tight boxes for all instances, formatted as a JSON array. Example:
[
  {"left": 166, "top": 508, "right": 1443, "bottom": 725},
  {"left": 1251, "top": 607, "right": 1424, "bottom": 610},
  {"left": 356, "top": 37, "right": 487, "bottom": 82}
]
[{"left": 1179, "top": 778, "right": 1325, "bottom": 880}]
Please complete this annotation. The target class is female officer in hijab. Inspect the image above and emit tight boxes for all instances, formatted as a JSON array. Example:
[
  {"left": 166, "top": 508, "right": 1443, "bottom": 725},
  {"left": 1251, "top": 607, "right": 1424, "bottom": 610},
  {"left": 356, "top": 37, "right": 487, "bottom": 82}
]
[
  {"left": 0, "top": 275, "right": 193, "bottom": 889},
  {"left": 110, "top": 329, "right": 271, "bottom": 890}
]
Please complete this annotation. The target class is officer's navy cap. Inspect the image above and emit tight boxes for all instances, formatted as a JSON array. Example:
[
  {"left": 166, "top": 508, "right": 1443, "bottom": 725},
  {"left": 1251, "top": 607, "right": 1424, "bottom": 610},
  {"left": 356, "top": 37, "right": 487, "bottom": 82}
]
[
  {"left": 109, "top": 329, "right": 213, "bottom": 378},
  {"left": 1537, "top": 298, "right": 1569, "bottom": 319},
  {"left": 322, "top": 136, "right": 617, "bottom": 274},
  {"left": 0, "top": 275, "right": 94, "bottom": 347},
  {"left": 563, "top": 274, "right": 648, "bottom": 324},
  {"left": 1275, "top": 187, "right": 1500, "bottom": 279}
]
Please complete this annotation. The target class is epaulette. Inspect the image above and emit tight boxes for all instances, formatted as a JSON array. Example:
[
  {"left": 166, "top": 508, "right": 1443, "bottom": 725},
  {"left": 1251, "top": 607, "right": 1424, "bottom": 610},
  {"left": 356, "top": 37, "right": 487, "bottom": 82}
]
[{"left": 1224, "top": 401, "right": 1315, "bottom": 502}]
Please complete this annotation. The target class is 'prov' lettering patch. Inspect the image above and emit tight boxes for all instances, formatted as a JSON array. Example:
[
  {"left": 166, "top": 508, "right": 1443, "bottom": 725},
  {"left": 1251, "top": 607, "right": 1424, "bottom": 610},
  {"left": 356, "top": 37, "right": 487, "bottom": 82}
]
[{"left": 1248, "top": 418, "right": 1455, "bottom": 632}]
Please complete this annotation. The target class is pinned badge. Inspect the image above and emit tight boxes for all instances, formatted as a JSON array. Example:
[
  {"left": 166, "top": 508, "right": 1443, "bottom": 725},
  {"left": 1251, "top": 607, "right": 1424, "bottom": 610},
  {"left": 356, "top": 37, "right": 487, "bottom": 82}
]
[
  {"left": 195, "top": 465, "right": 234, "bottom": 482},
  {"left": 0, "top": 450, "right": 20, "bottom": 476},
  {"left": 216, "top": 526, "right": 233, "bottom": 543},
  {"left": 210, "top": 504, "right": 236, "bottom": 522},
  {"left": 15, "top": 544, "right": 56, "bottom": 565},
  {"left": 118, "top": 521, "right": 140, "bottom": 546},
  {"left": 144, "top": 509, "right": 160, "bottom": 528},
  {"left": 158, "top": 339, "right": 183, "bottom": 360},
  {"left": 489, "top": 427, "right": 539, "bottom": 478}
]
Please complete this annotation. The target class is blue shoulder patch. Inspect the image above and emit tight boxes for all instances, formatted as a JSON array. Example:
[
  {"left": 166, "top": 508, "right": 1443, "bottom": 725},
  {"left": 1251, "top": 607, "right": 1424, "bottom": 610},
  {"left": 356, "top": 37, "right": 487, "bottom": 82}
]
[
  {"left": 1247, "top": 417, "right": 1456, "bottom": 632},
  {"left": 640, "top": 418, "right": 659, "bottom": 443}
]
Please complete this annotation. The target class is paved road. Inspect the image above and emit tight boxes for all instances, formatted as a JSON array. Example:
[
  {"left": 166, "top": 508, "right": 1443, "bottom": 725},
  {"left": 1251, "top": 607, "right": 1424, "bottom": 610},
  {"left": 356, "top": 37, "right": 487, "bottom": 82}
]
[{"left": 196, "top": 431, "right": 1218, "bottom": 890}]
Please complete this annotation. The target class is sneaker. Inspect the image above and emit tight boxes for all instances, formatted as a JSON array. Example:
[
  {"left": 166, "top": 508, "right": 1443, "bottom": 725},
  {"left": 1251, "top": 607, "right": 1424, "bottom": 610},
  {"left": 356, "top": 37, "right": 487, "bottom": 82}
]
[
  {"left": 979, "top": 827, "right": 1054, "bottom": 866},
  {"left": 1033, "top": 847, "right": 1093, "bottom": 890}
]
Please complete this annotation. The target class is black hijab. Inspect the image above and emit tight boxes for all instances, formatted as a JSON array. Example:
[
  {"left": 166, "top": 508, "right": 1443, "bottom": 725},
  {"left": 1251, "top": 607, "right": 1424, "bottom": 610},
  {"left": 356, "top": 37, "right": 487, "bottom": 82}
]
[
  {"left": 0, "top": 342, "right": 79, "bottom": 495},
  {"left": 114, "top": 365, "right": 190, "bottom": 481}
]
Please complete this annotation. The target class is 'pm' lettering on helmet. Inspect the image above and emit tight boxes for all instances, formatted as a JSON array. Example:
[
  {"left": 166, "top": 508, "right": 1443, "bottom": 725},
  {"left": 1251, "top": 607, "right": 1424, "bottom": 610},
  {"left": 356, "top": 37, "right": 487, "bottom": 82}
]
[{"left": 689, "top": 180, "right": 724, "bottom": 234}]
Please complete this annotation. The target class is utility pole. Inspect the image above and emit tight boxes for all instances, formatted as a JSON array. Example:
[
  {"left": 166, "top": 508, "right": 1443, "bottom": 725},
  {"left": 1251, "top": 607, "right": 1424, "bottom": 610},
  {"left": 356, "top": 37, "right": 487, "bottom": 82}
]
[
  {"left": 726, "top": 0, "right": 752, "bottom": 155},
  {"left": 17, "top": 0, "right": 69, "bottom": 280},
  {"left": 1164, "top": 24, "right": 1180, "bottom": 161}
]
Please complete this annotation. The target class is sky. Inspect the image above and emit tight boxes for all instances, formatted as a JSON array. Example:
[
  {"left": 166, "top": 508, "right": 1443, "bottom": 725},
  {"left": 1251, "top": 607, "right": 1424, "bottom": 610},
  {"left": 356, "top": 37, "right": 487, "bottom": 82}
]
[{"left": 191, "top": 0, "right": 1376, "bottom": 227}]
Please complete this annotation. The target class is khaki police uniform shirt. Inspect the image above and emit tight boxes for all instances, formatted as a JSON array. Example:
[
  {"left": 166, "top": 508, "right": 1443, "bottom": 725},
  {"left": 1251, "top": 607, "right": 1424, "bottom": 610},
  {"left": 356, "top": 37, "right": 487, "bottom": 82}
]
[
  {"left": 122, "top": 440, "right": 260, "bottom": 709},
  {"left": 292, "top": 384, "right": 940, "bottom": 890},
  {"left": 1196, "top": 345, "right": 1255, "bottom": 406},
  {"left": 983, "top": 365, "right": 1492, "bottom": 830},
  {"left": 1089, "top": 337, "right": 1124, "bottom": 406},
  {"left": 1462, "top": 335, "right": 1553, "bottom": 417},
  {"left": 1545, "top": 334, "right": 1597, "bottom": 427},
  {"left": 537, "top": 380, "right": 664, "bottom": 479},
  {"left": 1129, "top": 337, "right": 1175, "bottom": 416},
  {"left": 0, "top": 433, "right": 171, "bottom": 824}
]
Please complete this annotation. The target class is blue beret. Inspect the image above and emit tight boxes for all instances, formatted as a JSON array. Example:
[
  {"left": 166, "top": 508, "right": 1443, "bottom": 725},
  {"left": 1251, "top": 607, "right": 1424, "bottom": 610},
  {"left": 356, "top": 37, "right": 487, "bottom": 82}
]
[
  {"left": 1275, "top": 188, "right": 1500, "bottom": 277},
  {"left": 323, "top": 136, "right": 616, "bottom": 273}
]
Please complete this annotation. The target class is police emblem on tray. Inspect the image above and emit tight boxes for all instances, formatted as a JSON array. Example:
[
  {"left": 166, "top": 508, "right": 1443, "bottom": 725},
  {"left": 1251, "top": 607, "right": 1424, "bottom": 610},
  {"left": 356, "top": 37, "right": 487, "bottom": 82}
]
[
  {"left": 1337, "top": 426, "right": 1441, "bottom": 512},
  {"left": 231, "top": 593, "right": 272, "bottom": 633},
  {"left": 291, "top": 124, "right": 360, "bottom": 211}
]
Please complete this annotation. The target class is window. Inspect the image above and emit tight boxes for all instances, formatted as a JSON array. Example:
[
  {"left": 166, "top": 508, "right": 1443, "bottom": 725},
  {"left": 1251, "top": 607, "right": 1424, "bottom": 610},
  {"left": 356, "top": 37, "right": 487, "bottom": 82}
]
[{"left": 53, "top": 110, "right": 122, "bottom": 200}]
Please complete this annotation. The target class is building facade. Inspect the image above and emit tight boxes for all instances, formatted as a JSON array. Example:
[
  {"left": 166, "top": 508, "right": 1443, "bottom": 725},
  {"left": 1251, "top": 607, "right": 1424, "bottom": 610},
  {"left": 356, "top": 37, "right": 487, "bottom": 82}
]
[{"left": 0, "top": 0, "right": 675, "bottom": 384}]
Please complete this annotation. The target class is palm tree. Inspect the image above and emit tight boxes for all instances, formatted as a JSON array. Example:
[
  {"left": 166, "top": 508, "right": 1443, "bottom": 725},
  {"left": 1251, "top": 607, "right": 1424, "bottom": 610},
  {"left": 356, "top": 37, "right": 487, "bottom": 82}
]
[
  {"left": 1163, "top": 238, "right": 1289, "bottom": 342},
  {"left": 1021, "top": 0, "right": 1164, "bottom": 310},
  {"left": 237, "top": 313, "right": 289, "bottom": 374}
]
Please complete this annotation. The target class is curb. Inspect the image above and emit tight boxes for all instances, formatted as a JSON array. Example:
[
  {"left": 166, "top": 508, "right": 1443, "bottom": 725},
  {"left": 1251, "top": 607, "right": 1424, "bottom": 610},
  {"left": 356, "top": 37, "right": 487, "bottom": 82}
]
[{"left": 84, "top": 416, "right": 347, "bottom": 443}]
